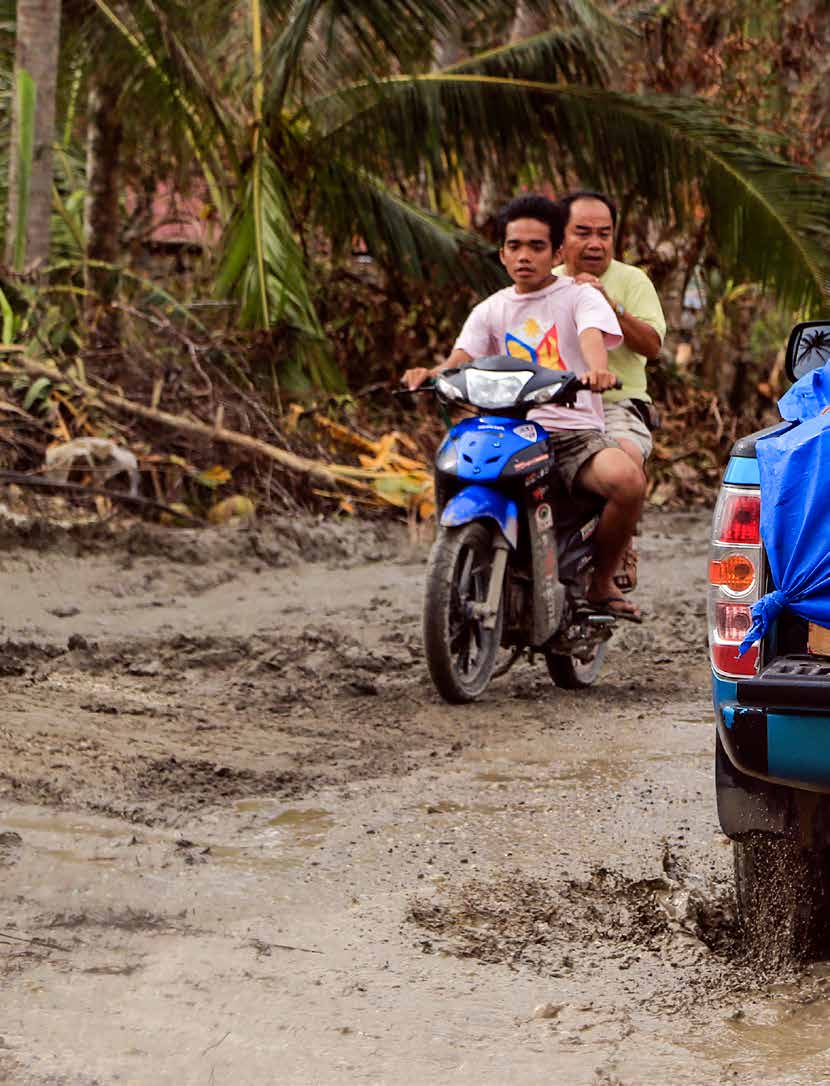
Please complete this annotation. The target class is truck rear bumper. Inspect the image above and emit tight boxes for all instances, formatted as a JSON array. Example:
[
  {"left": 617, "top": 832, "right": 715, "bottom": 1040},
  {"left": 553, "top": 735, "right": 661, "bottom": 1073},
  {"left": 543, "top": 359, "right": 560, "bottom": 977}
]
[
  {"left": 713, "top": 657, "right": 830, "bottom": 792},
  {"left": 718, "top": 702, "right": 830, "bottom": 791}
]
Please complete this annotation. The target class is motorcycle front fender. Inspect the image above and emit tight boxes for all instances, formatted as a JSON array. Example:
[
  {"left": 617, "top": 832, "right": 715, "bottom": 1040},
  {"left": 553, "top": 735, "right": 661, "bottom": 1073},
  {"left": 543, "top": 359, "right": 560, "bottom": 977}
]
[{"left": 440, "top": 485, "right": 519, "bottom": 549}]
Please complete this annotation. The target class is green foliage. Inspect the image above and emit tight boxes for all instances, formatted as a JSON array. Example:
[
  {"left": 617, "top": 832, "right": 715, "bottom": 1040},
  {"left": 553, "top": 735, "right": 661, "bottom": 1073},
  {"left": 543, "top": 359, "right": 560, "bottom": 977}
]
[
  {"left": 20, "top": 375, "right": 51, "bottom": 412},
  {"left": 0, "top": 283, "right": 14, "bottom": 341},
  {"left": 11, "top": 67, "right": 35, "bottom": 271},
  {"left": 5, "top": 0, "right": 830, "bottom": 396}
]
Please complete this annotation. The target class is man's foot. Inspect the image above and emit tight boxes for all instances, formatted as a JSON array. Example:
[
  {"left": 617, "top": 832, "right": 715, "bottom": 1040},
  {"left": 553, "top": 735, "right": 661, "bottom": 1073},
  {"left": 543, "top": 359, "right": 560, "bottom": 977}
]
[
  {"left": 613, "top": 545, "right": 638, "bottom": 594},
  {"left": 586, "top": 594, "right": 643, "bottom": 624}
]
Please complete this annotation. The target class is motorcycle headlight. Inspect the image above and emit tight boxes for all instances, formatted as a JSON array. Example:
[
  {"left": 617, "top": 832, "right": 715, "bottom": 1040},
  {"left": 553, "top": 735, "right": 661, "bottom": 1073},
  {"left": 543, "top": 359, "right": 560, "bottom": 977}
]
[
  {"left": 524, "top": 383, "right": 560, "bottom": 404},
  {"left": 466, "top": 369, "right": 532, "bottom": 409}
]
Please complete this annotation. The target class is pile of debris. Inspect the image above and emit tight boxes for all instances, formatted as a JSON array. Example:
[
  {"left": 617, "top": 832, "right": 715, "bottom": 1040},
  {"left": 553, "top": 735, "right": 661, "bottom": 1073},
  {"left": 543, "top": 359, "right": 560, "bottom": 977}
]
[{"left": 0, "top": 348, "right": 434, "bottom": 529}]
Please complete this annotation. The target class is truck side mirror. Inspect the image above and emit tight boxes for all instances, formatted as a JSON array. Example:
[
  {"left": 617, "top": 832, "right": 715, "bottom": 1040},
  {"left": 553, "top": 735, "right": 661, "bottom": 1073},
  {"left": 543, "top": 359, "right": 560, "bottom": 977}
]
[{"left": 786, "top": 321, "right": 830, "bottom": 382}]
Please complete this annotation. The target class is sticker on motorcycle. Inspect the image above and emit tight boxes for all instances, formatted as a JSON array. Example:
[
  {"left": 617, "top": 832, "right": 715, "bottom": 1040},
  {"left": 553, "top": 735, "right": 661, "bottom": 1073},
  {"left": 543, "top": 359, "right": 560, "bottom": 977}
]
[
  {"left": 515, "top": 424, "right": 538, "bottom": 442},
  {"left": 514, "top": 452, "right": 549, "bottom": 471}
]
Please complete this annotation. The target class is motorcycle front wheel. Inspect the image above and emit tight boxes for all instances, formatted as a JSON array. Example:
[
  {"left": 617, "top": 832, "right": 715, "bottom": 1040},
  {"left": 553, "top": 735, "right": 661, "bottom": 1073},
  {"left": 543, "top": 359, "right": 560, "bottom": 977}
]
[{"left": 423, "top": 521, "right": 504, "bottom": 703}]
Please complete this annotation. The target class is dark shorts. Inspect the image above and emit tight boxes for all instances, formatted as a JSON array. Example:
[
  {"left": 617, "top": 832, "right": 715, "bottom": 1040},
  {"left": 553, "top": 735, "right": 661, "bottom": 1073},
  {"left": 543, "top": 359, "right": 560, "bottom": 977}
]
[{"left": 545, "top": 428, "right": 619, "bottom": 493}]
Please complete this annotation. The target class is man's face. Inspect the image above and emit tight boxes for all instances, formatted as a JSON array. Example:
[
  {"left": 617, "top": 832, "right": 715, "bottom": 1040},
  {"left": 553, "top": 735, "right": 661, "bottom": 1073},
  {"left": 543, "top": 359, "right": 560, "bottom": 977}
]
[
  {"left": 560, "top": 198, "right": 614, "bottom": 277},
  {"left": 500, "top": 218, "right": 555, "bottom": 294}
]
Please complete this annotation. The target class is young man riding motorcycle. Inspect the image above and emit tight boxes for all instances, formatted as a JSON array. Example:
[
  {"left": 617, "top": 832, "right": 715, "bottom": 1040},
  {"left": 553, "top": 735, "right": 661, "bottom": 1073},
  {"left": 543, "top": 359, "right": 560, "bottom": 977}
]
[{"left": 403, "top": 193, "right": 645, "bottom": 622}]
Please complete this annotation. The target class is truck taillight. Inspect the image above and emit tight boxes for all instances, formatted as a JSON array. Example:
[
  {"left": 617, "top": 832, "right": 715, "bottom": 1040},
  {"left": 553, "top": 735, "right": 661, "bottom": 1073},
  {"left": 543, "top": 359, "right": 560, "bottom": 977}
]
[
  {"left": 708, "top": 483, "right": 763, "bottom": 679},
  {"left": 711, "top": 642, "right": 759, "bottom": 677},
  {"left": 709, "top": 554, "right": 756, "bottom": 594},
  {"left": 716, "top": 601, "right": 753, "bottom": 641},
  {"left": 717, "top": 491, "right": 761, "bottom": 545}
]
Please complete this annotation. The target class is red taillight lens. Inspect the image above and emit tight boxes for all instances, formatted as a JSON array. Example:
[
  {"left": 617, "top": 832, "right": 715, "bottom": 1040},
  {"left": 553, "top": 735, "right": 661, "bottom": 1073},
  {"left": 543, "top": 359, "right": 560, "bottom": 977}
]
[
  {"left": 712, "top": 642, "right": 758, "bottom": 676},
  {"left": 718, "top": 493, "right": 761, "bottom": 545},
  {"left": 716, "top": 601, "right": 753, "bottom": 642}
]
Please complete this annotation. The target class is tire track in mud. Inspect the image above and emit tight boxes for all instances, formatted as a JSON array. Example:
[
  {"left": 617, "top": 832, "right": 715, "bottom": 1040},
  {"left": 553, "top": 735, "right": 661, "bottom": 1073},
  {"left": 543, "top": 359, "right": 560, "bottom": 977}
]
[{"left": 0, "top": 617, "right": 708, "bottom": 827}]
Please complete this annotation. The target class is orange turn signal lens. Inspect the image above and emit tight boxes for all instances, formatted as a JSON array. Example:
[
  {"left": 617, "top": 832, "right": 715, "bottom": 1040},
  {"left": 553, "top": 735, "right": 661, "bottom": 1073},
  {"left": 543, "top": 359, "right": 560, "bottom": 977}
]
[{"left": 709, "top": 554, "right": 756, "bottom": 593}]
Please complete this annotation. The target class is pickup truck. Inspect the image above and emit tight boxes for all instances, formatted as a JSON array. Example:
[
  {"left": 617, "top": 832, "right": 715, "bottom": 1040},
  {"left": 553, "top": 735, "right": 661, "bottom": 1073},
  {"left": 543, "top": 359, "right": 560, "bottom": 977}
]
[{"left": 711, "top": 320, "right": 830, "bottom": 962}]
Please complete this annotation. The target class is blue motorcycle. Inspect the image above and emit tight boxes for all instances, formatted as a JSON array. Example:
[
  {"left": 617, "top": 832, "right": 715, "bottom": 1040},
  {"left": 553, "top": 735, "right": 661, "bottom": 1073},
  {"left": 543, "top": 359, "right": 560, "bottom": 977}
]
[{"left": 424, "top": 355, "right": 617, "bottom": 703}]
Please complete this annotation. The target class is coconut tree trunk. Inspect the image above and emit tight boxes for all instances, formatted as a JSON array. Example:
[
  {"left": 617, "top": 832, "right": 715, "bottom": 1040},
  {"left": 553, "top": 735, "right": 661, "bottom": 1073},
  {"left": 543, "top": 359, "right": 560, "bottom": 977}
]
[
  {"left": 5, "top": 0, "right": 62, "bottom": 271},
  {"left": 84, "top": 74, "right": 123, "bottom": 344}
]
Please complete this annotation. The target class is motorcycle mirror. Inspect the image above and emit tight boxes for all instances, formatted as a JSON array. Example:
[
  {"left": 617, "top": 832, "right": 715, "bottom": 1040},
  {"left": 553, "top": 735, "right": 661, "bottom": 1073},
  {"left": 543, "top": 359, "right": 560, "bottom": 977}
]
[{"left": 785, "top": 321, "right": 830, "bottom": 383}]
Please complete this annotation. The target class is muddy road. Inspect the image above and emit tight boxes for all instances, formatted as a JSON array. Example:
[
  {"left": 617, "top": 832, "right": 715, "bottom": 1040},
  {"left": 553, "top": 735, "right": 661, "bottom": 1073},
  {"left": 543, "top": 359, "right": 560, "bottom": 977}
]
[{"left": 0, "top": 509, "right": 828, "bottom": 1085}]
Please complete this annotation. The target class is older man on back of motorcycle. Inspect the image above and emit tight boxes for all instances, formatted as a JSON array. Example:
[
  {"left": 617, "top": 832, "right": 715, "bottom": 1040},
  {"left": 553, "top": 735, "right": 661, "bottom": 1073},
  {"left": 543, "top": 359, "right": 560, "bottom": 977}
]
[
  {"left": 403, "top": 193, "right": 645, "bottom": 622},
  {"left": 555, "top": 190, "right": 667, "bottom": 592}
]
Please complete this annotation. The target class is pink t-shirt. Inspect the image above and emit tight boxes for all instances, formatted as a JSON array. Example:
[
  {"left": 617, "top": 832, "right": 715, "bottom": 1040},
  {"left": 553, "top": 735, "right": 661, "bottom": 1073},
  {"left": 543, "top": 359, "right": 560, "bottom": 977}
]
[{"left": 453, "top": 277, "right": 622, "bottom": 431}]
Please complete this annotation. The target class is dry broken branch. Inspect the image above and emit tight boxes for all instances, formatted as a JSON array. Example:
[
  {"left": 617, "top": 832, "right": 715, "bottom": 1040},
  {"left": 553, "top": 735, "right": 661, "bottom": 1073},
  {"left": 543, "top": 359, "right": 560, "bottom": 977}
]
[{"left": 6, "top": 357, "right": 371, "bottom": 495}]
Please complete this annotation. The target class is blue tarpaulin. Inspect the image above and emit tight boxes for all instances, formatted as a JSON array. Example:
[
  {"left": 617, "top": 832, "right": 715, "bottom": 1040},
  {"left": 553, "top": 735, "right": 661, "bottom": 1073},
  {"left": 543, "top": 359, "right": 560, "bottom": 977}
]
[
  {"left": 778, "top": 362, "right": 830, "bottom": 421},
  {"left": 739, "top": 362, "right": 830, "bottom": 654}
]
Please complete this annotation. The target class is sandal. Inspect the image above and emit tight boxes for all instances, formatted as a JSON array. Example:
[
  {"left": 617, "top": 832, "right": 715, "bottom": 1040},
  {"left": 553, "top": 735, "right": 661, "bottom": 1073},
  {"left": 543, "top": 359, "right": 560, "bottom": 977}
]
[
  {"left": 587, "top": 596, "right": 643, "bottom": 624},
  {"left": 613, "top": 545, "right": 638, "bottom": 594}
]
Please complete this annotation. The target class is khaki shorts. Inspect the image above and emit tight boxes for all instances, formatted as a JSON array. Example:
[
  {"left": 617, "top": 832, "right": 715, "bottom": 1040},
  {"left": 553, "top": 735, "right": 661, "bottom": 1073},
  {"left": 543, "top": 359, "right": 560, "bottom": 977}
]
[
  {"left": 546, "top": 428, "right": 619, "bottom": 493},
  {"left": 602, "top": 399, "right": 653, "bottom": 461}
]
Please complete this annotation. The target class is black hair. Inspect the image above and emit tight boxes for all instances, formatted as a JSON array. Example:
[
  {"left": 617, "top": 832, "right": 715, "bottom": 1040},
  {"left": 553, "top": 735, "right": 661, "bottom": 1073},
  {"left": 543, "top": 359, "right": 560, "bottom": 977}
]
[
  {"left": 496, "top": 194, "right": 564, "bottom": 249},
  {"left": 558, "top": 190, "right": 618, "bottom": 228}
]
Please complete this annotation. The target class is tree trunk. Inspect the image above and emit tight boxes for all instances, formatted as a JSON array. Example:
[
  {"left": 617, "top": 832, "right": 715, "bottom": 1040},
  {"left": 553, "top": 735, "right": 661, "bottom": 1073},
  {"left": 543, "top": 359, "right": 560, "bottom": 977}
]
[
  {"left": 84, "top": 73, "right": 124, "bottom": 344},
  {"left": 510, "top": 0, "right": 548, "bottom": 40},
  {"left": 5, "top": 0, "right": 62, "bottom": 271}
]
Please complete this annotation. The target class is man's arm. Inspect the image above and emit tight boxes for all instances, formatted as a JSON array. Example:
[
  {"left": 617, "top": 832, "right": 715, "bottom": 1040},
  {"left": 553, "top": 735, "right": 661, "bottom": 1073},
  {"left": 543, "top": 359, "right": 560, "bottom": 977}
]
[
  {"left": 578, "top": 328, "right": 618, "bottom": 392},
  {"left": 574, "top": 273, "right": 662, "bottom": 358},
  {"left": 402, "top": 347, "right": 472, "bottom": 391},
  {"left": 609, "top": 307, "right": 661, "bottom": 359}
]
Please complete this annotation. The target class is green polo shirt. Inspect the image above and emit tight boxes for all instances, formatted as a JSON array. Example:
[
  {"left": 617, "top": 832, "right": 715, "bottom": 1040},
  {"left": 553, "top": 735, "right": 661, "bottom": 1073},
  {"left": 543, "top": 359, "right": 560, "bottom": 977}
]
[{"left": 553, "top": 259, "right": 666, "bottom": 403}]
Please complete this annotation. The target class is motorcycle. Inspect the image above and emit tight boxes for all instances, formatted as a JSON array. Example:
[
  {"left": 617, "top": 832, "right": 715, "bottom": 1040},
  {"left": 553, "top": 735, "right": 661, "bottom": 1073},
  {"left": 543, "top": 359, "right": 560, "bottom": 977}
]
[{"left": 422, "top": 354, "right": 620, "bottom": 703}]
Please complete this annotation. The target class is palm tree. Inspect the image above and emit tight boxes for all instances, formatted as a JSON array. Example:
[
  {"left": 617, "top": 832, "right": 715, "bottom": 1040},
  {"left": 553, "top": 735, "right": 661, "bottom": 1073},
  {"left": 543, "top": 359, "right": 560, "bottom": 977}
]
[
  {"left": 4, "top": 0, "right": 62, "bottom": 271},
  {"left": 7, "top": 0, "right": 830, "bottom": 387}
]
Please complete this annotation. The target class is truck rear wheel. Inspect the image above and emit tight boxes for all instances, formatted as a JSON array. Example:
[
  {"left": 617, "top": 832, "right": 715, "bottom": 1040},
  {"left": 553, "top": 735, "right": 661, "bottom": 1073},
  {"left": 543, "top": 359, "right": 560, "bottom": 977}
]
[{"left": 733, "top": 834, "right": 830, "bottom": 964}]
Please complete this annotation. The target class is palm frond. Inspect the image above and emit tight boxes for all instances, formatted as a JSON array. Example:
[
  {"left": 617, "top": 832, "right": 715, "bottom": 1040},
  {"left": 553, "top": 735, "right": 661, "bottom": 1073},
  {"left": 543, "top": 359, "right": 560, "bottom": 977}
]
[
  {"left": 265, "top": 0, "right": 534, "bottom": 111},
  {"left": 129, "top": 0, "right": 243, "bottom": 178},
  {"left": 216, "top": 151, "right": 343, "bottom": 389},
  {"left": 313, "top": 161, "right": 505, "bottom": 293},
  {"left": 86, "top": 0, "right": 232, "bottom": 219},
  {"left": 313, "top": 74, "right": 830, "bottom": 310},
  {"left": 444, "top": 24, "right": 614, "bottom": 85}
]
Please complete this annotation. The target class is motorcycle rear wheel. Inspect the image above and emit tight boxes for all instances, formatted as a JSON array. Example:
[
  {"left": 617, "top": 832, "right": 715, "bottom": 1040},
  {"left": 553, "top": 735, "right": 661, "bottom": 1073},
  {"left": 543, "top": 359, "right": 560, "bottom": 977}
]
[
  {"left": 545, "top": 640, "right": 607, "bottom": 689},
  {"left": 423, "top": 521, "right": 504, "bottom": 703}
]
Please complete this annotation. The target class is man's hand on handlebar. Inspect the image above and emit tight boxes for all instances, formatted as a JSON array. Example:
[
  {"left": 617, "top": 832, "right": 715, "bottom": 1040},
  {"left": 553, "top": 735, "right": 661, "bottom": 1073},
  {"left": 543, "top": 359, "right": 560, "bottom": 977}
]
[
  {"left": 402, "top": 349, "right": 472, "bottom": 391},
  {"left": 581, "top": 370, "right": 620, "bottom": 393},
  {"left": 401, "top": 366, "right": 436, "bottom": 391}
]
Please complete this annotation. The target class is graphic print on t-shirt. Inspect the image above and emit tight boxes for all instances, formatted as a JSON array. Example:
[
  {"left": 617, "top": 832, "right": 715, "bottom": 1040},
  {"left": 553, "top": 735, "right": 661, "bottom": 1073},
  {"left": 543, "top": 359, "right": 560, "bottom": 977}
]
[{"left": 505, "top": 317, "right": 565, "bottom": 370}]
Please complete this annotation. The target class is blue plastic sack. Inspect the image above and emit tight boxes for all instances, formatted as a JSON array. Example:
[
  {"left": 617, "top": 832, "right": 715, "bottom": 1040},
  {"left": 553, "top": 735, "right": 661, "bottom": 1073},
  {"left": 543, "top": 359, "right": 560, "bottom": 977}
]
[{"left": 740, "top": 362, "right": 830, "bottom": 653}]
